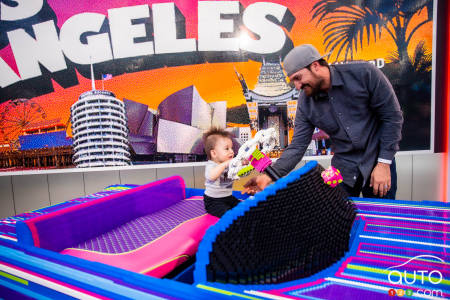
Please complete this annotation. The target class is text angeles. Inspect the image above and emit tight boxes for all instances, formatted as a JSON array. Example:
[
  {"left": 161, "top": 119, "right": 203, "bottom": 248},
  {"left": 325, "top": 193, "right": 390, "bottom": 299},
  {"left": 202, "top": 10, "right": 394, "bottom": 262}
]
[{"left": 1, "top": 1, "right": 294, "bottom": 89}]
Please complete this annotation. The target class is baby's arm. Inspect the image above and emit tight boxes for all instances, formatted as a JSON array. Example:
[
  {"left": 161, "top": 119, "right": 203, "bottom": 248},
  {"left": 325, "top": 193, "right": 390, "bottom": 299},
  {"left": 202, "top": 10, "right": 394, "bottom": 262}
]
[{"left": 207, "top": 159, "right": 232, "bottom": 181}]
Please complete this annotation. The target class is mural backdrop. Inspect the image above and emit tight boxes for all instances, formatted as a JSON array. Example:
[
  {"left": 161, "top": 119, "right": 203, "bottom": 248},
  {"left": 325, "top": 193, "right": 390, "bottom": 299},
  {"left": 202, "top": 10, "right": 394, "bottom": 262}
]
[{"left": 0, "top": 0, "right": 434, "bottom": 171}]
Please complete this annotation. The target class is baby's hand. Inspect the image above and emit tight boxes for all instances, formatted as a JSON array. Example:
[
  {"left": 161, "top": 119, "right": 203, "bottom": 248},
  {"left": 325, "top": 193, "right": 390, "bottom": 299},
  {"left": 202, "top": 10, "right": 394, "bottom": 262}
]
[{"left": 242, "top": 159, "right": 249, "bottom": 165}]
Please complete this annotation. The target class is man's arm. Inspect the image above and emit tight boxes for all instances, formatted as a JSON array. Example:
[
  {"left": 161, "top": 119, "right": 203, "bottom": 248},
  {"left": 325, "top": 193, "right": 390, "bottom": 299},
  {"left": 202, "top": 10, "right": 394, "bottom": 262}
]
[
  {"left": 367, "top": 64, "right": 403, "bottom": 162},
  {"left": 366, "top": 64, "right": 403, "bottom": 196},
  {"left": 271, "top": 103, "right": 315, "bottom": 177}
]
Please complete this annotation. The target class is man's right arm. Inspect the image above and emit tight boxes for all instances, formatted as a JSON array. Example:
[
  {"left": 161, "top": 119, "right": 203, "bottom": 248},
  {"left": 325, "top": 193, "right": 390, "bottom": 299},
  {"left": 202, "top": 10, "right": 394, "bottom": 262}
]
[{"left": 271, "top": 105, "right": 314, "bottom": 177}]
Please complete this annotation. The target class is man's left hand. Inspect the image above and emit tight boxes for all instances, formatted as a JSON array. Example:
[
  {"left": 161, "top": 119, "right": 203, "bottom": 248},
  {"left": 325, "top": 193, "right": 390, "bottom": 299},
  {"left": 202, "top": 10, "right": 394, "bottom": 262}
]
[{"left": 370, "top": 162, "right": 391, "bottom": 197}]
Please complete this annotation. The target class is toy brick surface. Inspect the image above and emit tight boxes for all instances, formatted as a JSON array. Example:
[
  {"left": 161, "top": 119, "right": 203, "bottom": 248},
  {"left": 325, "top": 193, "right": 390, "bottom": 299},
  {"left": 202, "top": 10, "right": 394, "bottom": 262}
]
[
  {"left": 237, "top": 165, "right": 254, "bottom": 177},
  {"left": 321, "top": 166, "right": 343, "bottom": 188},
  {"left": 249, "top": 148, "right": 272, "bottom": 172},
  {"left": 197, "top": 161, "right": 356, "bottom": 285},
  {"left": 0, "top": 185, "right": 137, "bottom": 241},
  {"left": 14, "top": 177, "right": 219, "bottom": 278}
]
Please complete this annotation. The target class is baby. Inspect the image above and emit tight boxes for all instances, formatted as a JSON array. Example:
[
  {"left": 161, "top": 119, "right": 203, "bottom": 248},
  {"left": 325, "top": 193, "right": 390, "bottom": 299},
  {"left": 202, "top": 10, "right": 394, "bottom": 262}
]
[{"left": 202, "top": 127, "right": 240, "bottom": 217}]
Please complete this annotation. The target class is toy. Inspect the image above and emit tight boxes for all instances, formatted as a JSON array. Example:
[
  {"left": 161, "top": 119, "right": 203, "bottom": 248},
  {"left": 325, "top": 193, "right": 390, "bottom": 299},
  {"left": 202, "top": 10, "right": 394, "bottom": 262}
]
[
  {"left": 321, "top": 166, "right": 343, "bottom": 187},
  {"left": 228, "top": 128, "right": 281, "bottom": 181}
]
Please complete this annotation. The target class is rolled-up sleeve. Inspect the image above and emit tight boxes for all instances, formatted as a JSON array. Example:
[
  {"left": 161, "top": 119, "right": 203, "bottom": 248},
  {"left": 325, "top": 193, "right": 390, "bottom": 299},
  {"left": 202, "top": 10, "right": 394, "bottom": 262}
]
[
  {"left": 366, "top": 64, "right": 403, "bottom": 161},
  {"left": 271, "top": 104, "right": 314, "bottom": 177}
]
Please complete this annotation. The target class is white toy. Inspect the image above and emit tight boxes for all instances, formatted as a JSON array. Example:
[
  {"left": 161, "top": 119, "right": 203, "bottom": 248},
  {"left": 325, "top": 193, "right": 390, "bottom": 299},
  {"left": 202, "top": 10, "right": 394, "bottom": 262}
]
[{"left": 228, "top": 128, "right": 277, "bottom": 180}]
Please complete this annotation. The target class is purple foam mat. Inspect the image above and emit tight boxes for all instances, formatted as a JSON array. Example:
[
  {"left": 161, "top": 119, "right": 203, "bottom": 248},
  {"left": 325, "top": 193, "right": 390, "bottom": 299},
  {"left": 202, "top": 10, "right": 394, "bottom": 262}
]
[
  {"left": 20, "top": 177, "right": 186, "bottom": 252},
  {"left": 73, "top": 199, "right": 206, "bottom": 253},
  {"left": 0, "top": 185, "right": 134, "bottom": 241}
]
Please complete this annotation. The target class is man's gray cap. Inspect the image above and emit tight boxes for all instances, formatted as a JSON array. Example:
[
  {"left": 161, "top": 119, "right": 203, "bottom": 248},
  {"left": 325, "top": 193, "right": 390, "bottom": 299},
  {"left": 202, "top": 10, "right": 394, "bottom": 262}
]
[{"left": 283, "top": 44, "right": 330, "bottom": 77}]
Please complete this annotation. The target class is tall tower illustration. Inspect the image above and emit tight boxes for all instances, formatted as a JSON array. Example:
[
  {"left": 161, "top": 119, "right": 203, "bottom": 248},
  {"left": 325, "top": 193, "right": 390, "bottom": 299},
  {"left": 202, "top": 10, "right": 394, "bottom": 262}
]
[{"left": 70, "top": 65, "right": 130, "bottom": 167}]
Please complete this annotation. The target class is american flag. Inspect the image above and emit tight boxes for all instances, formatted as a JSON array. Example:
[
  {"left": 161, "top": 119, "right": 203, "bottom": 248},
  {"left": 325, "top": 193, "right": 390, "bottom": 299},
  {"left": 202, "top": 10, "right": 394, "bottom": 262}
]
[{"left": 102, "top": 73, "right": 113, "bottom": 80}]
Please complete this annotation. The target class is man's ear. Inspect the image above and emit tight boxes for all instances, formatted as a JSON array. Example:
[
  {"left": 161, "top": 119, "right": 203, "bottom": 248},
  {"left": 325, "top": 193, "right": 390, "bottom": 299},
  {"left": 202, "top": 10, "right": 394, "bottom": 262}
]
[{"left": 311, "top": 61, "right": 320, "bottom": 72}]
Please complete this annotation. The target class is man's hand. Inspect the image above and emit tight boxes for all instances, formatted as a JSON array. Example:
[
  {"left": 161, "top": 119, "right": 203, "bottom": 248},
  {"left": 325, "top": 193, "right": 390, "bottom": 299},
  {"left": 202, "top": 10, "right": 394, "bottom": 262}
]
[
  {"left": 370, "top": 162, "right": 391, "bottom": 197},
  {"left": 242, "top": 174, "right": 273, "bottom": 195}
]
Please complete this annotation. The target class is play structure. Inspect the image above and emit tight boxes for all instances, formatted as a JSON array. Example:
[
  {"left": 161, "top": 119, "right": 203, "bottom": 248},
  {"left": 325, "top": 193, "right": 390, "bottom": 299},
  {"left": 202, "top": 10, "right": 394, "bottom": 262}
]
[
  {"left": 15, "top": 176, "right": 218, "bottom": 277},
  {"left": 0, "top": 161, "right": 448, "bottom": 299},
  {"left": 195, "top": 161, "right": 355, "bottom": 285},
  {"left": 3, "top": 160, "right": 354, "bottom": 282}
]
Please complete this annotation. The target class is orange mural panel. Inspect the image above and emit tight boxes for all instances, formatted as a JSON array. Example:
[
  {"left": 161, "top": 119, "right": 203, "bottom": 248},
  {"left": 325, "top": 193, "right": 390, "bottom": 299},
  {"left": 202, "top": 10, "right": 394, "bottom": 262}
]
[{"left": 0, "top": 0, "right": 435, "bottom": 171}]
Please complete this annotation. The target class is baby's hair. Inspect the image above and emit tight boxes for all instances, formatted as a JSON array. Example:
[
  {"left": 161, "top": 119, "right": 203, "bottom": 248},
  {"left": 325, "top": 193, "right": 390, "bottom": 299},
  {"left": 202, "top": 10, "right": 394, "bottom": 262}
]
[{"left": 203, "top": 127, "right": 233, "bottom": 160}]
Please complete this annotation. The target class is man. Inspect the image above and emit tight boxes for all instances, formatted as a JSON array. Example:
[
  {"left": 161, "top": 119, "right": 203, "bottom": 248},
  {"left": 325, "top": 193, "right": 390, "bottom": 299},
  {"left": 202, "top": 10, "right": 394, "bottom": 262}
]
[{"left": 243, "top": 44, "right": 403, "bottom": 198}]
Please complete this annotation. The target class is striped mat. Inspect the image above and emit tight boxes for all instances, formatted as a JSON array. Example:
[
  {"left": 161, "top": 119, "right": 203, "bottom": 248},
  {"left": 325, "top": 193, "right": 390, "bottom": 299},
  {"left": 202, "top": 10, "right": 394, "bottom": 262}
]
[{"left": 197, "top": 198, "right": 449, "bottom": 300}]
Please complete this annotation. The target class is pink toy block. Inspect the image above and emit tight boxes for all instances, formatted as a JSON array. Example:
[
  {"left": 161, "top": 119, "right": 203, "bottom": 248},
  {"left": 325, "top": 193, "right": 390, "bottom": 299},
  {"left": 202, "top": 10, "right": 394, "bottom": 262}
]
[
  {"left": 321, "top": 166, "right": 343, "bottom": 188},
  {"left": 249, "top": 149, "right": 272, "bottom": 172}
]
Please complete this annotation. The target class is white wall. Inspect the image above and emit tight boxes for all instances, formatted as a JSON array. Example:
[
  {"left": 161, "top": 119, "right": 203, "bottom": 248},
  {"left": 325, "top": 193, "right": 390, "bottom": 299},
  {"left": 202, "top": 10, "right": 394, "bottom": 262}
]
[{"left": 0, "top": 153, "right": 446, "bottom": 219}]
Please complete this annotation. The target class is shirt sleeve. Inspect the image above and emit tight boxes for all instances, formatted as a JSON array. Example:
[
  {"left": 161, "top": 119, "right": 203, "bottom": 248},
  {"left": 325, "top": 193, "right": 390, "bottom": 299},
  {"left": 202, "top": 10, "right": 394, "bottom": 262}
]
[
  {"left": 204, "top": 161, "right": 214, "bottom": 181},
  {"left": 366, "top": 64, "right": 404, "bottom": 161},
  {"left": 271, "top": 102, "right": 314, "bottom": 177}
]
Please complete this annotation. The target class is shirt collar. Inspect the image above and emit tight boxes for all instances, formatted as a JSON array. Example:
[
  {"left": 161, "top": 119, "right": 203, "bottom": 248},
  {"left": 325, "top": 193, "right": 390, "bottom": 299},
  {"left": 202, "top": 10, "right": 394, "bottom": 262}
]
[{"left": 330, "top": 65, "right": 344, "bottom": 87}]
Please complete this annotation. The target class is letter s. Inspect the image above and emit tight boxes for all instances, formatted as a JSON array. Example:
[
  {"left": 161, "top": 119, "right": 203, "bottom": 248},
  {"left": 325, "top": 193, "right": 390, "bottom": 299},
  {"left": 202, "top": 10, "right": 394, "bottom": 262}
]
[
  {"left": 241, "top": 2, "right": 291, "bottom": 54},
  {"left": 1, "top": 0, "right": 44, "bottom": 21}
]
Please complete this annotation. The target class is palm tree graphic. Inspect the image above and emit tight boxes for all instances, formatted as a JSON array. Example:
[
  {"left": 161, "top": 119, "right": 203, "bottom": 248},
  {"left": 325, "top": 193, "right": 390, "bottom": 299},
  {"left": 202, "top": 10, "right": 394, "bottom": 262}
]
[{"left": 311, "top": 0, "right": 433, "bottom": 63}]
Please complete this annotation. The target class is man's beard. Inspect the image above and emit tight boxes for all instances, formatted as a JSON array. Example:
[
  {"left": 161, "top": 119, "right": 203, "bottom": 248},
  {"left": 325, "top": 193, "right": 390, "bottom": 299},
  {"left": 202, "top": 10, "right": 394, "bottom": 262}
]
[{"left": 301, "top": 82, "right": 321, "bottom": 97}]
